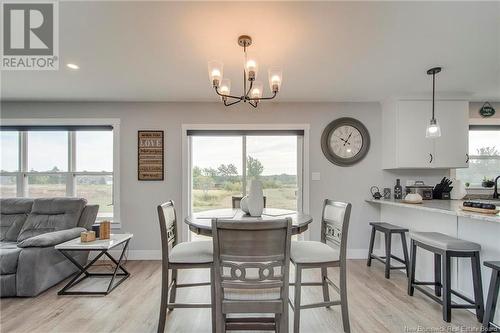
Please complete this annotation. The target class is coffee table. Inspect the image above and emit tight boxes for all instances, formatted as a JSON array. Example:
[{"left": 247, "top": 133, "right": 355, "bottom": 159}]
[{"left": 55, "top": 233, "right": 133, "bottom": 295}]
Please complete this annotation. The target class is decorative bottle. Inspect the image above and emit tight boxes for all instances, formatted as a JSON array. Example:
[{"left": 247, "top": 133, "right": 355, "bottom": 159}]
[{"left": 394, "top": 179, "right": 402, "bottom": 200}]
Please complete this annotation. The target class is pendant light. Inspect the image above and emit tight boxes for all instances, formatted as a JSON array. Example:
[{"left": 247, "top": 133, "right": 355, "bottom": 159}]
[{"left": 426, "top": 67, "right": 442, "bottom": 138}]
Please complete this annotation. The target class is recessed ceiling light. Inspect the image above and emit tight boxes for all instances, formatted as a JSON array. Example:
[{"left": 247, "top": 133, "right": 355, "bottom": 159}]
[{"left": 66, "top": 63, "right": 79, "bottom": 70}]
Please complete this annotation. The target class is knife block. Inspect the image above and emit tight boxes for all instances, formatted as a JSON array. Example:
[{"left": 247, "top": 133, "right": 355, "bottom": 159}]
[{"left": 432, "top": 189, "right": 452, "bottom": 200}]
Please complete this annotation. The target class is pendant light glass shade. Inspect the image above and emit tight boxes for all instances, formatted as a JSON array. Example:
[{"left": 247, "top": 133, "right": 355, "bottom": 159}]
[
  {"left": 250, "top": 81, "right": 263, "bottom": 99},
  {"left": 426, "top": 118, "right": 441, "bottom": 138}
]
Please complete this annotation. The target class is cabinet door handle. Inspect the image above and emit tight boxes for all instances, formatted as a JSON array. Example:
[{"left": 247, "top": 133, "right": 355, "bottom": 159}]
[
  {"left": 466, "top": 153, "right": 469, "bottom": 163},
  {"left": 429, "top": 153, "right": 433, "bottom": 163}
]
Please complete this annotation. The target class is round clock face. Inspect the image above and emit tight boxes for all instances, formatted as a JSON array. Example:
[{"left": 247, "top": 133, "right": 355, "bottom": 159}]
[{"left": 321, "top": 118, "right": 370, "bottom": 166}]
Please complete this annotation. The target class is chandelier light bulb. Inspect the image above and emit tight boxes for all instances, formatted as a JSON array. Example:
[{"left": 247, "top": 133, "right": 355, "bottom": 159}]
[
  {"left": 219, "top": 79, "right": 231, "bottom": 96},
  {"left": 426, "top": 119, "right": 441, "bottom": 138},
  {"left": 268, "top": 68, "right": 282, "bottom": 93},
  {"left": 244, "top": 53, "right": 258, "bottom": 80},
  {"left": 251, "top": 82, "right": 263, "bottom": 99},
  {"left": 207, "top": 60, "right": 223, "bottom": 87}
]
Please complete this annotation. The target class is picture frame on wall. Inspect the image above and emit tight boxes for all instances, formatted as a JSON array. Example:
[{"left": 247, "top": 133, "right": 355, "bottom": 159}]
[{"left": 138, "top": 130, "right": 164, "bottom": 181}]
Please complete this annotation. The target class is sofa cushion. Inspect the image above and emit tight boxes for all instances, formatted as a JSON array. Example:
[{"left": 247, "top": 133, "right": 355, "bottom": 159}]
[
  {"left": 17, "top": 198, "right": 87, "bottom": 242},
  {"left": 0, "top": 198, "right": 34, "bottom": 241},
  {"left": 0, "top": 244, "right": 22, "bottom": 274}
]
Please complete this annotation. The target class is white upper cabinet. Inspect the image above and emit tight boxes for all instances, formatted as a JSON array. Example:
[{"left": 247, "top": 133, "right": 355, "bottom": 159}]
[{"left": 382, "top": 99, "right": 469, "bottom": 169}]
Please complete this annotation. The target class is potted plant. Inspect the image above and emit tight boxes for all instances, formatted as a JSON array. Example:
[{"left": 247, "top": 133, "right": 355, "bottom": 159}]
[{"left": 482, "top": 177, "right": 495, "bottom": 188}]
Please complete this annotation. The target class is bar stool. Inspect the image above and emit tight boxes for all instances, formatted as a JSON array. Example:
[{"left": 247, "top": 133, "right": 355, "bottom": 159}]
[
  {"left": 408, "top": 232, "right": 484, "bottom": 323},
  {"left": 483, "top": 261, "right": 500, "bottom": 332},
  {"left": 367, "top": 222, "right": 410, "bottom": 279}
]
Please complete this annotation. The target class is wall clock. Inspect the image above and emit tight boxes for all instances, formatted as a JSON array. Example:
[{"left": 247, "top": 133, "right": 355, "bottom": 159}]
[{"left": 321, "top": 117, "right": 370, "bottom": 166}]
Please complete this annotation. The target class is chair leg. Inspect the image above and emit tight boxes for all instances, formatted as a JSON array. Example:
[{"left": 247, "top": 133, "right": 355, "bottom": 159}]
[
  {"left": 168, "top": 268, "right": 177, "bottom": 311},
  {"left": 321, "top": 267, "right": 331, "bottom": 308},
  {"left": 471, "top": 252, "right": 484, "bottom": 323},
  {"left": 367, "top": 227, "right": 376, "bottom": 267},
  {"left": 293, "top": 266, "right": 302, "bottom": 333},
  {"left": 434, "top": 253, "right": 442, "bottom": 297},
  {"left": 442, "top": 252, "right": 452, "bottom": 323},
  {"left": 210, "top": 267, "right": 216, "bottom": 333},
  {"left": 482, "top": 270, "right": 500, "bottom": 331},
  {"left": 400, "top": 233, "right": 410, "bottom": 278},
  {"left": 157, "top": 267, "right": 169, "bottom": 333},
  {"left": 340, "top": 262, "right": 351, "bottom": 333},
  {"left": 384, "top": 232, "right": 392, "bottom": 279},
  {"left": 408, "top": 240, "right": 417, "bottom": 296}
]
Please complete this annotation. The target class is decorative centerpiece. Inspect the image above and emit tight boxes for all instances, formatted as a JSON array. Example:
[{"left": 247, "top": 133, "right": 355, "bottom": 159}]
[{"left": 241, "top": 180, "right": 264, "bottom": 217}]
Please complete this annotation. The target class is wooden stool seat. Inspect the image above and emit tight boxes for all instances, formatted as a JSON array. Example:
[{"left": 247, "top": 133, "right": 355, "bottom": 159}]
[
  {"left": 408, "top": 232, "right": 484, "bottom": 323},
  {"left": 367, "top": 222, "right": 410, "bottom": 279},
  {"left": 483, "top": 261, "right": 500, "bottom": 331}
]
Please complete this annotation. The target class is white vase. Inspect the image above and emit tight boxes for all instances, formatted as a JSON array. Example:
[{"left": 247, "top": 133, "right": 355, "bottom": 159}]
[
  {"left": 450, "top": 179, "right": 467, "bottom": 200},
  {"left": 240, "top": 196, "right": 250, "bottom": 214},
  {"left": 248, "top": 180, "right": 264, "bottom": 217}
]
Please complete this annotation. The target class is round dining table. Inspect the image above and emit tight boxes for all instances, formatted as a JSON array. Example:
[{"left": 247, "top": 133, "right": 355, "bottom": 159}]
[{"left": 185, "top": 208, "right": 313, "bottom": 237}]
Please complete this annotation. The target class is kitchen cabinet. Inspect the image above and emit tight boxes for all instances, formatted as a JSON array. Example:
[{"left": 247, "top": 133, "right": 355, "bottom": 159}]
[{"left": 382, "top": 99, "right": 469, "bottom": 169}]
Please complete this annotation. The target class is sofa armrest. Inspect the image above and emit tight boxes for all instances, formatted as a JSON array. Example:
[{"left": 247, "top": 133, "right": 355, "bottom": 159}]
[{"left": 17, "top": 227, "right": 86, "bottom": 248}]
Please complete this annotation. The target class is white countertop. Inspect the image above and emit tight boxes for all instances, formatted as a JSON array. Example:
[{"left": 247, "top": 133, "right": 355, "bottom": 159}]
[{"left": 366, "top": 199, "right": 500, "bottom": 223}]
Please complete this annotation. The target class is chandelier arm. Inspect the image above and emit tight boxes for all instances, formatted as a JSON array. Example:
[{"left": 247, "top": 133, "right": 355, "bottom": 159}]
[
  {"left": 245, "top": 80, "right": 254, "bottom": 99},
  {"left": 214, "top": 86, "right": 242, "bottom": 100},
  {"left": 249, "top": 100, "right": 258, "bottom": 108},
  {"left": 247, "top": 91, "right": 277, "bottom": 101},
  {"left": 224, "top": 99, "right": 243, "bottom": 107}
]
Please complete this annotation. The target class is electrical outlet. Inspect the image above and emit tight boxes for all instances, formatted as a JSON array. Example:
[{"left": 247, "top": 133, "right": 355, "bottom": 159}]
[{"left": 312, "top": 172, "right": 321, "bottom": 181}]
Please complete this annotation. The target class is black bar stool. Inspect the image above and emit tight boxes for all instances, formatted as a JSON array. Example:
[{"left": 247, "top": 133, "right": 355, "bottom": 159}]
[
  {"left": 367, "top": 222, "right": 410, "bottom": 279},
  {"left": 408, "top": 232, "right": 484, "bottom": 323},
  {"left": 483, "top": 261, "right": 500, "bottom": 332}
]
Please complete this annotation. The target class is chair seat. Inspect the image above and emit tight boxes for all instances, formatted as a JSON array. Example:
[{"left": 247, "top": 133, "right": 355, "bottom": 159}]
[
  {"left": 290, "top": 241, "right": 340, "bottom": 264},
  {"left": 369, "top": 222, "right": 408, "bottom": 233},
  {"left": 410, "top": 232, "right": 481, "bottom": 252},
  {"left": 169, "top": 241, "right": 213, "bottom": 264}
]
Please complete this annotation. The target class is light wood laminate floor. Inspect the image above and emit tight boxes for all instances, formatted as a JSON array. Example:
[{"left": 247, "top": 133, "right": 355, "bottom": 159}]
[{"left": 0, "top": 260, "right": 481, "bottom": 332}]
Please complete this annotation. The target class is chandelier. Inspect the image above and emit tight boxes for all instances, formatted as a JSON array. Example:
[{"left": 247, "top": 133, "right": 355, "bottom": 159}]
[{"left": 208, "top": 35, "right": 282, "bottom": 108}]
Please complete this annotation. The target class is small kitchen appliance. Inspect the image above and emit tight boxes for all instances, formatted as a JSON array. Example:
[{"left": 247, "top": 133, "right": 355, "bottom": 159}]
[{"left": 405, "top": 181, "right": 434, "bottom": 200}]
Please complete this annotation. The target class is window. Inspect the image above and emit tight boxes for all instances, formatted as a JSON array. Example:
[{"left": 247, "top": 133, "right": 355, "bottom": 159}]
[
  {"left": 0, "top": 124, "right": 118, "bottom": 222},
  {"left": 456, "top": 126, "right": 500, "bottom": 186},
  {"left": 189, "top": 130, "right": 304, "bottom": 213}
]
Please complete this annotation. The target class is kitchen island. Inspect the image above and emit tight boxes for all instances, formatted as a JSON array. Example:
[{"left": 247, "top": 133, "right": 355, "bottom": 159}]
[{"left": 368, "top": 199, "right": 500, "bottom": 322}]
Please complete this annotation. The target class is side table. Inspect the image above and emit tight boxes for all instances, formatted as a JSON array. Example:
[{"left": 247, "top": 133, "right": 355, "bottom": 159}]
[{"left": 55, "top": 233, "right": 133, "bottom": 296}]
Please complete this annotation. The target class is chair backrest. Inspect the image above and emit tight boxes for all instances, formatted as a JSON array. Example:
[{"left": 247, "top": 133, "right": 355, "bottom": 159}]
[
  {"left": 321, "top": 199, "right": 352, "bottom": 265},
  {"left": 212, "top": 218, "right": 292, "bottom": 311},
  {"left": 231, "top": 196, "right": 267, "bottom": 209},
  {"left": 157, "top": 200, "right": 178, "bottom": 265}
]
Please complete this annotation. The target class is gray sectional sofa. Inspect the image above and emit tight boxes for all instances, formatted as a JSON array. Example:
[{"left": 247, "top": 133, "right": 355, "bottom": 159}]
[{"left": 0, "top": 197, "right": 98, "bottom": 297}]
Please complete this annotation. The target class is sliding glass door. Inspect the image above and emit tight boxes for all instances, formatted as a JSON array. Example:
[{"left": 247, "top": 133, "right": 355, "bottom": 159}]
[{"left": 189, "top": 131, "right": 303, "bottom": 214}]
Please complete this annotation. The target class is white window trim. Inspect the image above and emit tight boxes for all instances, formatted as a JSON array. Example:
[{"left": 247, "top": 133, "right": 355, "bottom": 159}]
[
  {"left": 181, "top": 123, "right": 310, "bottom": 243},
  {"left": 1, "top": 118, "right": 121, "bottom": 228}
]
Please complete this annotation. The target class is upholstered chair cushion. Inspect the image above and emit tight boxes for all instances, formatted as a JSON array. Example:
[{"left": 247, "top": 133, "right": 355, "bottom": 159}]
[
  {"left": 290, "top": 241, "right": 340, "bottom": 264},
  {"left": 0, "top": 198, "right": 34, "bottom": 241},
  {"left": 169, "top": 241, "right": 213, "bottom": 264},
  {"left": 17, "top": 198, "right": 87, "bottom": 242}
]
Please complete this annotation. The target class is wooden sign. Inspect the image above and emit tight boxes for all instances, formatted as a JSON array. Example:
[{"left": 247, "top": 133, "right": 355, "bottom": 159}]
[{"left": 138, "top": 131, "right": 164, "bottom": 181}]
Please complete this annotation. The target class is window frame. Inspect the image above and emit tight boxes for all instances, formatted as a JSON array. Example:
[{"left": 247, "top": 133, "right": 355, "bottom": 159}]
[
  {"left": 0, "top": 119, "right": 121, "bottom": 227},
  {"left": 453, "top": 120, "right": 500, "bottom": 188},
  {"left": 182, "top": 124, "right": 310, "bottom": 242}
]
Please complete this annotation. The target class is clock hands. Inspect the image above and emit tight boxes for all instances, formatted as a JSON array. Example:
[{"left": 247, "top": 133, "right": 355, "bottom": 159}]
[
  {"left": 343, "top": 132, "right": 353, "bottom": 146},
  {"left": 334, "top": 134, "right": 351, "bottom": 146}
]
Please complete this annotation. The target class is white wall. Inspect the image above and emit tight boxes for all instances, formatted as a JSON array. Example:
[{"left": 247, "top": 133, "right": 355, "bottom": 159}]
[{"left": 0, "top": 101, "right": 446, "bottom": 259}]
